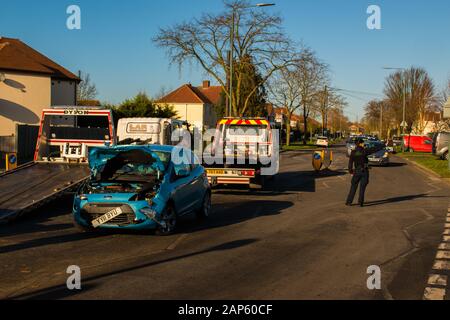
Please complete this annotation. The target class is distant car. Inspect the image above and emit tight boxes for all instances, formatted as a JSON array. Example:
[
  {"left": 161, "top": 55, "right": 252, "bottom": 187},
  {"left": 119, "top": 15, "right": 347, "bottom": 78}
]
[
  {"left": 432, "top": 132, "right": 450, "bottom": 160},
  {"left": 365, "top": 141, "right": 390, "bottom": 166},
  {"left": 346, "top": 136, "right": 367, "bottom": 157},
  {"left": 316, "top": 136, "right": 329, "bottom": 147},
  {"left": 72, "top": 145, "right": 211, "bottom": 236},
  {"left": 392, "top": 136, "right": 403, "bottom": 147},
  {"left": 403, "top": 135, "right": 432, "bottom": 153}
]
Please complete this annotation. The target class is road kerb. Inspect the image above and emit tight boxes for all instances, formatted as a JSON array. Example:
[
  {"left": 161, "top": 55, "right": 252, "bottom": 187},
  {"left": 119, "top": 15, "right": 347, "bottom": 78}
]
[
  {"left": 433, "top": 260, "right": 450, "bottom": 271},
  {"left": 427, "top": 274, "right": 448, "bottom": 286},
  {"left": 424, "top": 287, "right": 446, "bottom": 300}
]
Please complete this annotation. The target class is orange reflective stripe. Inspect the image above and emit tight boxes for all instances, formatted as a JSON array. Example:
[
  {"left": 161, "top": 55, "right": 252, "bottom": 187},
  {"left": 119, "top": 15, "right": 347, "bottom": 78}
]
[{"left": 219, "top": 119, "right": 270, "bottom": 125}]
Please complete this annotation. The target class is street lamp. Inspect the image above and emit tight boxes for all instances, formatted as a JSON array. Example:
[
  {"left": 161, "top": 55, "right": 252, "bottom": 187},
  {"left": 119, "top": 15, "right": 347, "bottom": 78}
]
[{"left": 228, "top": 3, "right": 276, "bottom": 117}]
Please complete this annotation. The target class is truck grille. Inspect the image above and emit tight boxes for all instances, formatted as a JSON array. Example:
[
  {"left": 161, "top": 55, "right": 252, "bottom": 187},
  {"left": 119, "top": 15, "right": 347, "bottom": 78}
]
[{"left": 80, "top": 203, "right": 136, "bottom": 227}]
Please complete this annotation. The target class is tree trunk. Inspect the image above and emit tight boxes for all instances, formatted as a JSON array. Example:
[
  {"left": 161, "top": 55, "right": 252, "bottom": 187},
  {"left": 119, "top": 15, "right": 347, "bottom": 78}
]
[
  {"left": 303, "top": 113, "right": 308, "bottom": 145},
  {"left": 286, "top": 112, "right": 292, "bottom": 147}
]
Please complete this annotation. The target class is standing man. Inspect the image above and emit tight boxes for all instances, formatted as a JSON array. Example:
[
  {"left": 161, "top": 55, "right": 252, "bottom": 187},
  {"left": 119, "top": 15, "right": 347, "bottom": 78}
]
[{"left": 346, "top": 138, "right": 382, "bottom": 207}]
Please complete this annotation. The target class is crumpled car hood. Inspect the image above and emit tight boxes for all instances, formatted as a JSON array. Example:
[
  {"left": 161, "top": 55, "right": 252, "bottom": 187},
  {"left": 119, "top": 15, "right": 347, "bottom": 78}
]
[{"left": 88, "top": 146, "right": 166, "bottom": 175}]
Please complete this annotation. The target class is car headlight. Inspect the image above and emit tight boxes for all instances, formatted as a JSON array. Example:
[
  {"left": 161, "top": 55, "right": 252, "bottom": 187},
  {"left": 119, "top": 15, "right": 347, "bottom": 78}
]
[
  {"left": 383, "top": 152, "right": 389, "bottom": 158},
  {"left": 140, "top": 207, "right": 157, "bottom": 220}
]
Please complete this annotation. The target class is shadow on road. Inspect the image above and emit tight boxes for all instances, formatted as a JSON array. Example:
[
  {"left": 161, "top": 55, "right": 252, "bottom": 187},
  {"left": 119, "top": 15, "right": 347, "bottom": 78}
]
[
  {"left": 386, "top": 162, "right": 407, "bottom": 168},
  {"left": 180, "top": 199, "right": 293, "bottom": 234},
  {"left": 10, "top": 238, "right": 259, "bottom": 300},
  {"left": 0, "top": 198, "right": 292, "bottom": 255},
  {"left": 364, "top": 194, "right": 446, "bottom": 207},
  {"left": 214, "top": 169, "right": 347, "bottom": 196}
]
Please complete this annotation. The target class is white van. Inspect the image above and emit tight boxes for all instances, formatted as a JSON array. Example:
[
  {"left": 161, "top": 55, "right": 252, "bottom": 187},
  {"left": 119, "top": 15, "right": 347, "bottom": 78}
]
[{"left": 117, "top": 118, "right": 188, "bottom": 146}]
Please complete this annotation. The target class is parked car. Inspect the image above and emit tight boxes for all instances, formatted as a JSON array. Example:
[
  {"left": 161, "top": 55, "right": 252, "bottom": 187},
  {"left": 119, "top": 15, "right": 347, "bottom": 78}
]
[
  {"left": 392, "top": 136, "right": 403, "bottom": 147},
  {"left": 432, "top": 132, "right": 450, "bottom": 160},
  {"left": 365, "top": 141, "right": 390, "bottom": 166},
  {"left": 73, "top": 145, "right": 211, "bottom": 235},
  {"left": 316, "top": 136, "right": 329, "bottom": 147},
  {"left": 403, "top": 135, "right": 433, "bottom": 153},
  {"left": 346, "top": 136, "right": 367, "bottom": 157}
]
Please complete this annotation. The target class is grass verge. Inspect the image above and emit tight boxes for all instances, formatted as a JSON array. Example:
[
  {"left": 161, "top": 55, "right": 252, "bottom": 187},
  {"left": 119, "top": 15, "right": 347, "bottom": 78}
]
[
  {"left": 282, "top": 143, "right": 320, "bottom": 151},
  {"left": 397, "top": 152, "right": 450, "bottom": 178}
]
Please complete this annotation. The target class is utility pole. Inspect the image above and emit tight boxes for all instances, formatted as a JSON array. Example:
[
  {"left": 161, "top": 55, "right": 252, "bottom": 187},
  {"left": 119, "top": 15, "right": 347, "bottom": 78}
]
[
  {"left": 379, "top": 103, "right": 383, "bottom": 140},
  {"left": 323, "top": 85, "right": 328, "bottom": 136},
  {"left": 228, "top": 9, "right": 235, "bottom": 118}
]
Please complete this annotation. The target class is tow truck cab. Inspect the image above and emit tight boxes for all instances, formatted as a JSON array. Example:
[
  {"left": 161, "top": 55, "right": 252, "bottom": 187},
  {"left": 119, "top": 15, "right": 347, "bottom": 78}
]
[
  {"left": 116, "top": 118, "right": 189, "bottom": 146},
  {"left": 205, "top": 118, "right": 276, "bottom": 189},
  {"left": 34, "top": 106, "right": 116, "bottom": 163}
]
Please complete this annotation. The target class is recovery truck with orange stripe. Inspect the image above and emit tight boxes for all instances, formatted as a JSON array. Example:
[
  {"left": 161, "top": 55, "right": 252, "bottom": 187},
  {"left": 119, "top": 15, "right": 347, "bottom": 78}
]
[
  {"left": 0, "top": 106, "right": 116, "bottom": 223},
  {"left": 204, "top": 118, "right": 278, "bottom": 189}
]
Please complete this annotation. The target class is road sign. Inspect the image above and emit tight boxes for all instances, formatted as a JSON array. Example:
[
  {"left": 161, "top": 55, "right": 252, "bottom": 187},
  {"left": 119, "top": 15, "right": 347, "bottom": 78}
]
[
  {"left": 6, "top": 152, "right": 17, "bottom": 171},
  {"left": 443, "top": 98, "right": 450, "bottom": 119}
]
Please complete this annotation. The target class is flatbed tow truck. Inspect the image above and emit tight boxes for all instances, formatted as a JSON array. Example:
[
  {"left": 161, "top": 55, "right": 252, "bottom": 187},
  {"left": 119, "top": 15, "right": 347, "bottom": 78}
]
[
  {"left": 204, "top": 118, "right": 278, "bottom": 189},
  {"left": 0, "top": 106, "right": 116, "bottom": 223}
]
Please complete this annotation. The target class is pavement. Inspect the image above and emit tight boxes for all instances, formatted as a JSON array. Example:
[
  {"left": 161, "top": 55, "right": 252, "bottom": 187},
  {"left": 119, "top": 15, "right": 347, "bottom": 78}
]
[{"left": 0, "top": 145, "right": 449, "bottom": 300}]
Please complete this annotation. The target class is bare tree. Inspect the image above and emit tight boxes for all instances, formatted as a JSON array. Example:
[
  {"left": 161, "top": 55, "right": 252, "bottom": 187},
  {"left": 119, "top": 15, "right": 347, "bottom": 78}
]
[
  {"left": 384, "top": 67, "right": 436, "bottom": 134},
  {"left": 153, "top": 0, "right": 295, "bottom": 117},
  {"left": 296, "top": 47, "right": 328, "bottom": 144},
  {"left": 76, "top": 71, "right": 98, "bottom": 103},
  {"left": 269, "top": 67, "right": 301, "bottom": 146}
]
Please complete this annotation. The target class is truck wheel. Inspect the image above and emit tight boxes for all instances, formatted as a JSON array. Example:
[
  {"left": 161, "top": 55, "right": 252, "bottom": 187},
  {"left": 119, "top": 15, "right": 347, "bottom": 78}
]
[
  {"left": 155, "top": 204, "right": 177, "bottom": 236},
  {"left": 196, "top": 191, "right": 211, "bottom": 220},
  {"left": 72, "top": 216, "right": 94, "bottom": 233},
  {"left": 250, "top": 176, "right": 266, "bottom": 190}
]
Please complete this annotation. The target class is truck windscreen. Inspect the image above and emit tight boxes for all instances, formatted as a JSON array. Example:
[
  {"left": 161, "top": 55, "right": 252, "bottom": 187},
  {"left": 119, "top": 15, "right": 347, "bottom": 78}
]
[
  {"left": 45, "top": 115, "right": 111, "bottom": 141},
  {"left": 226, "top": 125, "right": 268, "bottom": 136}
]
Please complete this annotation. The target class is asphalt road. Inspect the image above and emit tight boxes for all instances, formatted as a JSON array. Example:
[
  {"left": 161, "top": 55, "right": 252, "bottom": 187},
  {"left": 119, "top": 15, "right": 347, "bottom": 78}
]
[{"left": 1, "top": 146, "right": 449, "bottom": 300}]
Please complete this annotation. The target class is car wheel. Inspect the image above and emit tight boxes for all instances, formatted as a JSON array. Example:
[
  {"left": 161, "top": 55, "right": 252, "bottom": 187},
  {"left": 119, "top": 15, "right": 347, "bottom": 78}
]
[
  {"left": 155, "top": 204, "right": 177, "bottom": 236},
  {"left": 197, "top": 191, "right": 211, "bottom": 219},
  {"left": 72, "top": 216, "right": 94, "bottom": 233}
]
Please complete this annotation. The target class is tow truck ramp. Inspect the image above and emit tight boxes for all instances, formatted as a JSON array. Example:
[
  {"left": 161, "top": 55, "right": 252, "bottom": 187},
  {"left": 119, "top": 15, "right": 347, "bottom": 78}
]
[{"left": 0, "top": 163, "right": 90, "bottom": 224}]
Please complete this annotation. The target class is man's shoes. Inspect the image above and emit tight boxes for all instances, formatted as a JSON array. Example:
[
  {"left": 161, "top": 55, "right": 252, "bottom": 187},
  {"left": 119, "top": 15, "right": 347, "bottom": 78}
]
[{"left": 359, "top": 203, "right": 364, "bottom": 207}]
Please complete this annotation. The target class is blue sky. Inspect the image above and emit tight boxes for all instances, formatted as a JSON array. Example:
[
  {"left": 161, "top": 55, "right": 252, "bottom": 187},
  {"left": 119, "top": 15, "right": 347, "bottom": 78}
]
[{"left": 1, "top": 0, "right": 449, "bottom": 121}]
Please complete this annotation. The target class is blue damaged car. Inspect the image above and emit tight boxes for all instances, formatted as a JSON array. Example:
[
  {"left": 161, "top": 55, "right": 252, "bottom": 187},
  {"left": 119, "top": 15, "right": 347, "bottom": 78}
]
[{"left": 72, "top": 145, "right": 211, "bottom": 235}]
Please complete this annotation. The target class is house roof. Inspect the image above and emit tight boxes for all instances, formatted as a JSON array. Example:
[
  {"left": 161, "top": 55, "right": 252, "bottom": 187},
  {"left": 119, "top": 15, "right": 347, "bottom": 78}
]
[
  {"left": 0, "top": 37, "right": 80, "bottom": 81},
  {"left": 157, "top": 83, "right": 223, "bottom": 105},
  {"left": 270, "top": 106, "right": 320, "bottom": 126}
]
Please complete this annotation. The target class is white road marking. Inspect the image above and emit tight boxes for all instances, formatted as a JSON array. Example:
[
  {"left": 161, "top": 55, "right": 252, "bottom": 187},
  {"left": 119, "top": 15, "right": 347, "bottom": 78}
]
[
  {"left": 428, "top": 274, "right": 448, "bottom": 286},
  {"left": 166, "top": 234, "right": 189, "bottom": 251},
  {"left": 433, "top": 260, "right": 450, "bottom": 270},
  {"left": 436, "top": 251, "right": 450, "bottom": 260},
  {"left": 424, "top": 287, "right": 446, "bottom": 300},
  {"left": 439, "top": 243, "right": 450, "bottom": 250}
]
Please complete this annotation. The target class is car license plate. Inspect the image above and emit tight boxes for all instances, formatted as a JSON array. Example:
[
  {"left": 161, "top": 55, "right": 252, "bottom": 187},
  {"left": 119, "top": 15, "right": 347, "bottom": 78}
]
[
  {"left": 92, "top": 207, "right": 123, "bottom": 228},
  {"left": 207, "top": 169, "right": 225, "bottom": 175}
]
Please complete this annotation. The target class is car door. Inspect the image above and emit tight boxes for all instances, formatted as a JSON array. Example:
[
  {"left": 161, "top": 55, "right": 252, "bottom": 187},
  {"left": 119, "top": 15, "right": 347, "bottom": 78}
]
[
  {"left": 170, "top": 148, "right": 197, "bottom": 215},
  {"left": 189, "top": 151, "right": 207, "bottom": 209}
]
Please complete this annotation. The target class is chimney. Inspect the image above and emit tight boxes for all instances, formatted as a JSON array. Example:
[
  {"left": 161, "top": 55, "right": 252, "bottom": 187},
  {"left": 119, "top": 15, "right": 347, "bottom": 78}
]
[{"left": 202, "top": 80, "right": 210, "bottom": 89}]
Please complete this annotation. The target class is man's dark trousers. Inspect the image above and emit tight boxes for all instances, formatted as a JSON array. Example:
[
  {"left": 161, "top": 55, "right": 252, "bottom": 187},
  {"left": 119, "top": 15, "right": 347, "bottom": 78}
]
[{"left": 346, "top": 168, "right": 369, "bottom": 205}]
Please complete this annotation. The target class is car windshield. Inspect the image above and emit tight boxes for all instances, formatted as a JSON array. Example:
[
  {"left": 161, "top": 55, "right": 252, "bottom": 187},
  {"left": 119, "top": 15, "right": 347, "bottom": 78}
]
[
  {"left": 97, "top": 149, "right": 165, "bottom": 183},
  {"left": 365, "top": 141, "right": 384, "bottom": 149}
]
